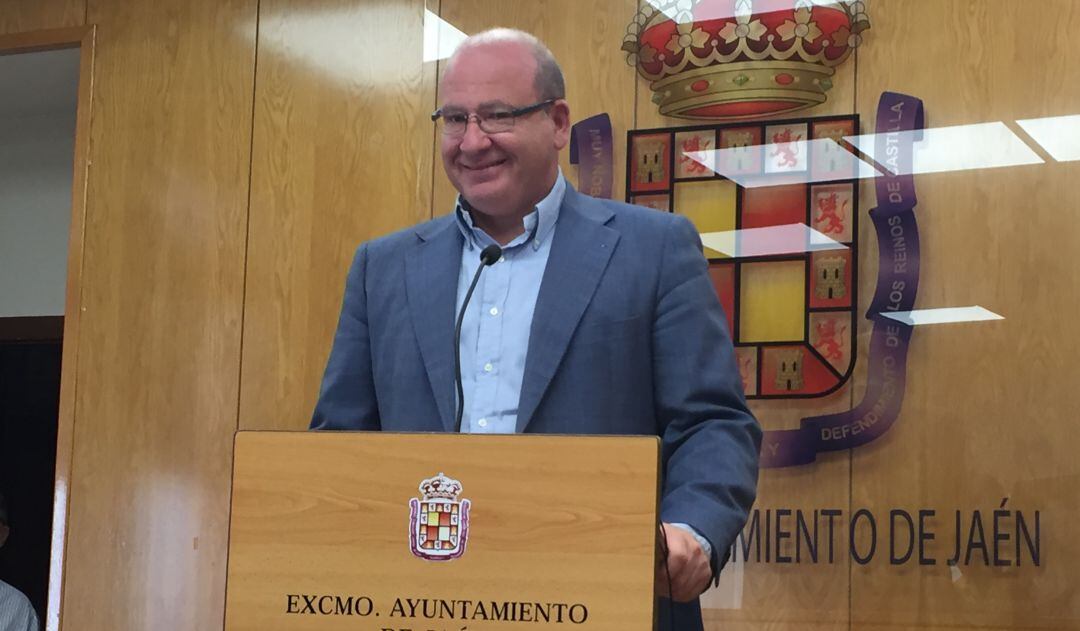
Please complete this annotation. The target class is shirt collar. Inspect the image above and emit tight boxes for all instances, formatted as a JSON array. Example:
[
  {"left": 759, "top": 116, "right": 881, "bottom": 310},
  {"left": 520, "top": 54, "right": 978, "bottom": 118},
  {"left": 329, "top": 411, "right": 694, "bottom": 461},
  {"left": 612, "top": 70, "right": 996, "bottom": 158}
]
[{"left": 455, "top": 169, "right": 566, "bottom": 251}]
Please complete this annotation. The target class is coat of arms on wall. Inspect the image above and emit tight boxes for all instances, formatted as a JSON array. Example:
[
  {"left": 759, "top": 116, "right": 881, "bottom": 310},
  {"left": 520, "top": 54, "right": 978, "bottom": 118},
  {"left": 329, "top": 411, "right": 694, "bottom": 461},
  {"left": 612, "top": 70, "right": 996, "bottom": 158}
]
[
  {"left": 618, "top": 2, "right": 927, "bottom": 468},
  {"left": 622, "top": 0, "right": 869, "bottom": 120},
  {"left": 627, "top": 115, "right": 859, "bottom": 399}
]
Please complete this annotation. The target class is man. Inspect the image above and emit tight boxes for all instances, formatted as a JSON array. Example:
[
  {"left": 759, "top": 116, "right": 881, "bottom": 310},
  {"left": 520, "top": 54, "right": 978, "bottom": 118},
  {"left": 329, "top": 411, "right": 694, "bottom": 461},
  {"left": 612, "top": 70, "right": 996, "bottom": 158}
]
[
  {"left": 0, "top": 495, "right": 39, "bottom": 631},
  {"left": 312, "top": 28, "right": 760, "bottom": 630}
]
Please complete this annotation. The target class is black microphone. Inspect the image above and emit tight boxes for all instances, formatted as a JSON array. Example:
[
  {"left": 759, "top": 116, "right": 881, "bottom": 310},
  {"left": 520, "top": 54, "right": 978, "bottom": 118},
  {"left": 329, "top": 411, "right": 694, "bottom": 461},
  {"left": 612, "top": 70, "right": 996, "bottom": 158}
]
[{"left": 454, "top": 244, "right": 503, "bottom": 432}]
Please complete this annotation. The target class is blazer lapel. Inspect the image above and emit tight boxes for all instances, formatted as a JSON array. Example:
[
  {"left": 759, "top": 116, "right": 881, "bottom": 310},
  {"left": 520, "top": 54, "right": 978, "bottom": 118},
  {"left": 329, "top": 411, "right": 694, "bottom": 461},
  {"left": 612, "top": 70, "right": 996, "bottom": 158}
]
[
  {"left": 405, "top": 218, "right": 462, "bottom": 431},
  {"left": 516, "top": 188, "right": 619, "bottom": 432}
]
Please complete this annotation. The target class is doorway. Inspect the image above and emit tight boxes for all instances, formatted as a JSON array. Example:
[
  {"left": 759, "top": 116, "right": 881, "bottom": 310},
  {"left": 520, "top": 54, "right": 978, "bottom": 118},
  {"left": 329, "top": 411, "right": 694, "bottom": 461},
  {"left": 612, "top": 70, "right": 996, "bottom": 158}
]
[{"left": 0, "top": 27, "right": 93, "bottom": 630}]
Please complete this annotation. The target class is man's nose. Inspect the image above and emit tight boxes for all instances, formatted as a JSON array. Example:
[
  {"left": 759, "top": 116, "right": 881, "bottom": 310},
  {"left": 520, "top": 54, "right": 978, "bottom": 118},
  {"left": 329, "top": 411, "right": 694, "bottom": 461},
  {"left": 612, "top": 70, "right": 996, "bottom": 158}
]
[{"left": 458, "top": 117, "right": 491, "bottom": 152}]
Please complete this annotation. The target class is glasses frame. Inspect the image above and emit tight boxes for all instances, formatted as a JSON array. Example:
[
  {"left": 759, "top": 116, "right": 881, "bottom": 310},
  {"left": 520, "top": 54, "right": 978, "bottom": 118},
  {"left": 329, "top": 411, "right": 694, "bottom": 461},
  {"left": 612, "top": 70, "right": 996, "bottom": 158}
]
[{"left": 431, "top": 98, "right": 559, "bottom": 136}]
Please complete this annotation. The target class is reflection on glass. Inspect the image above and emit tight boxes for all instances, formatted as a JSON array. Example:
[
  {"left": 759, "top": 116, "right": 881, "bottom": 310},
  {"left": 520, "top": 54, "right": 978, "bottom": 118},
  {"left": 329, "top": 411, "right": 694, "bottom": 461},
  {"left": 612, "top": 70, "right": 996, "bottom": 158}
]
[
  {"left": 423, "top": 9, "right": 469, "bottom": 63},
  {"left": 642, "top": 0, "right": 683, "bottom": 21},
  {"left": 879, "top": 306, "right": 1004, "bottom": 326},
  {"left": 643, "top": 0, "right": 800, "bottom": 23},
  {"left": 686, "top": 120, "right": 1048, "bottom": 188},
  {"left": 1016, "top": 114, "right": 1080, "bottom": 162},
  {"left": 684, "top": 139, "right": 882, "bottom": 188},
  {"left": 256, "top": 8, "right": 439, "bottom": 86},
  {"left": 700, "top": 223, "right": 848, "bottom": 258},
  {"left": 844, "top": 122, "right": 1043, "bottom": 176}
]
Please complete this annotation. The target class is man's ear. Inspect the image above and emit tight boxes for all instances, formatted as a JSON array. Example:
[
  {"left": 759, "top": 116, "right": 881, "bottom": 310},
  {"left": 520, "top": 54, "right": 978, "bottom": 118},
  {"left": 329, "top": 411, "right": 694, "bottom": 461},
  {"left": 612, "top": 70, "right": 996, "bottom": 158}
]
[
  {"left": 0, "top": 524, "right": 9, "bottom": 548},
  {"left": 551, "top": 99, "right": 572, "bottom": 151}
]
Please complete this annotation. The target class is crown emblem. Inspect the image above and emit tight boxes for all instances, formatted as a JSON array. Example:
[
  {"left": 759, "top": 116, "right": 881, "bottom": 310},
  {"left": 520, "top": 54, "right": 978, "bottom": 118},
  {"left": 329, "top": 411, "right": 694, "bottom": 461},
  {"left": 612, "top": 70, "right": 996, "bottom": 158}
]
[
  {"left": 418, "top": 472, "right": 462, "bottom": 500},
  {"left": 409, "top": 473, "right": 471, "bottom": 561},
  {"left": 623, "top": 0, "right": 870, "bottom": 120}
]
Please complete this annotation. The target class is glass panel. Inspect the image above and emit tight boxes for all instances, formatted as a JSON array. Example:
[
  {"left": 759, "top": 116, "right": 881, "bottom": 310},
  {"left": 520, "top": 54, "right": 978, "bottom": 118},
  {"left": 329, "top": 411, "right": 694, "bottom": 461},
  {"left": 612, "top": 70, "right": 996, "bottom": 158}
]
[{"left": 301, "top": 1, "right": 1079, "bottom": 629}]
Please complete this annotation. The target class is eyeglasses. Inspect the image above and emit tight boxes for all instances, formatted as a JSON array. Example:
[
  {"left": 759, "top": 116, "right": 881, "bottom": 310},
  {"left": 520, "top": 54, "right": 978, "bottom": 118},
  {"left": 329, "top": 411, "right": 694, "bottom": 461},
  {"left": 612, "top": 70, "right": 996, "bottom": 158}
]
[{"left": 431, "top": 98, "right": 558, "bottom": 137}]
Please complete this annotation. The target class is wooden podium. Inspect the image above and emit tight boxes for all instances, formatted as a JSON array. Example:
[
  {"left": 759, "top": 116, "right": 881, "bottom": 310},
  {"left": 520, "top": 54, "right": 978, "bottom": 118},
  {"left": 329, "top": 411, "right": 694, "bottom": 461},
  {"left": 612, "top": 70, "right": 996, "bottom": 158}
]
[{"left": 224, "top": 431, "right": 660, "bottom": 630}]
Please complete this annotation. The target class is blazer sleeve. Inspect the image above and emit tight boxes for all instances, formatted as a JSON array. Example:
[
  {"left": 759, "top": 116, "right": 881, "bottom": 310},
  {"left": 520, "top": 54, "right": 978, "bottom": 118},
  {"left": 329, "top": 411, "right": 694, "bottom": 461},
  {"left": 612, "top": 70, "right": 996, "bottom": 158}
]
[
  {"left": 652, "top": 214, "right": 762, "bottom": 566},
  {"left": 310, "top": 244, "right": 382, "bottom": 431}
]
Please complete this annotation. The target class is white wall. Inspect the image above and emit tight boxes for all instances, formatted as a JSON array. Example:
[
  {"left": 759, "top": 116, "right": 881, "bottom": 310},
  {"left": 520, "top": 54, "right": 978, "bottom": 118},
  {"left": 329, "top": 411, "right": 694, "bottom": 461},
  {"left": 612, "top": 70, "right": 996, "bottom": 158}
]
[{"left": 0, "top": 48, "right": 79, "bottom": 318}]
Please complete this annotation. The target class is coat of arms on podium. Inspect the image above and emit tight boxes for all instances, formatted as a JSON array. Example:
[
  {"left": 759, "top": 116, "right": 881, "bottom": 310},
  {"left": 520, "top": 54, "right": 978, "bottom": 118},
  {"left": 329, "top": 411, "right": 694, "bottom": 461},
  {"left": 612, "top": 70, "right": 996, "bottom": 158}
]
[{"left": 408, "top": 472, "right": 471, "bottom": 561}]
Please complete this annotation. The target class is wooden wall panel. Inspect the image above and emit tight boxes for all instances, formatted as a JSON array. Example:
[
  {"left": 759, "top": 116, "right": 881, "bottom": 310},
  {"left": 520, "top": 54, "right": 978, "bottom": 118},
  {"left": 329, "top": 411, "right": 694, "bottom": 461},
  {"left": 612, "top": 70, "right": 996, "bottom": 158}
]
[
  {"left": 852, "top": 1, "right": 1080, "bottom": 628},
  {"left": 0, "top": 0, "right": 83, "bottom": 34},
  {"left": 60, "top": 1, "right": 256, "bottom": 629},
  {"left": 433, "top": 1, "right": 638, "bottom": 216},
  {"left": 238, "top": 0, "right": 435, "bottom": 431}
]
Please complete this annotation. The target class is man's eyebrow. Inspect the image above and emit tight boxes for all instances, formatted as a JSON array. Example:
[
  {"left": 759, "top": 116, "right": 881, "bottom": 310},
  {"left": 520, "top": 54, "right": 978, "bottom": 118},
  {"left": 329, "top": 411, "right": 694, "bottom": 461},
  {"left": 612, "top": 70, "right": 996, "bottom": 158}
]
[
  {"left": 441, "top": 100, "right": 514, "bottom": 111},
  {"left": 477, "top": 100, "right": 513, "bottom": 109}
]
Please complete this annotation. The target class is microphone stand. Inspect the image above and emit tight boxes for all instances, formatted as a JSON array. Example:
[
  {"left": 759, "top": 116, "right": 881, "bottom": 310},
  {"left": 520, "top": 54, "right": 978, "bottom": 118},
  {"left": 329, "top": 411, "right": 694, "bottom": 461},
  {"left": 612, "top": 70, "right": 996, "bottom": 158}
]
[{"left": 454, "top": 243, "right": 503, "bottom": 433}]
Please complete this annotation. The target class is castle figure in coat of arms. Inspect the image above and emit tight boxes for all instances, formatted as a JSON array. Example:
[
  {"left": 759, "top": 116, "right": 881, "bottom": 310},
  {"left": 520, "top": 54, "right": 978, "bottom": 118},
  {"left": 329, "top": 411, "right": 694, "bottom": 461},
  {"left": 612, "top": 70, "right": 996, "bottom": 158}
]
[{"left": 408, "top": 472, "right": 470, "bottom": 561}]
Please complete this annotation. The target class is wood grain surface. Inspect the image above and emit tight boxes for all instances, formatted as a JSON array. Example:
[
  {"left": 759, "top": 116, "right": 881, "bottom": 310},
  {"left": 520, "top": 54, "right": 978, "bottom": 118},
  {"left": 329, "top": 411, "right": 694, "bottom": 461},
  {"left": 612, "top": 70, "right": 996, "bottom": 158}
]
[
  {"left": 57, "top": 1, "right": 257, "bottom": 629},
  {"left": 225, "top": 432, "right": 659, "bottom": 631},
  {"left": 0, "top": 0, "right": 83, "bottom": 35},
  {"left": 238, "top": 0, "right": 437, "bottom": 432}
]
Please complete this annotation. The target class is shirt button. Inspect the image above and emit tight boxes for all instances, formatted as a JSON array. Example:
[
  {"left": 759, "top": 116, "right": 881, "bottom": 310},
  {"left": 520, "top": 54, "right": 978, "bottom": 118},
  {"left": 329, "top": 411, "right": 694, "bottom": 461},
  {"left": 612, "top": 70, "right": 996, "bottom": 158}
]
[
  {"left": 489, "top": 307, "right": 499, "bottom": 316},
  {"left": 483, "top": 362, "right": 493, "bottom": 372},
  {"left": 477, "top": 418, "right": 488, "bottom": 428}
]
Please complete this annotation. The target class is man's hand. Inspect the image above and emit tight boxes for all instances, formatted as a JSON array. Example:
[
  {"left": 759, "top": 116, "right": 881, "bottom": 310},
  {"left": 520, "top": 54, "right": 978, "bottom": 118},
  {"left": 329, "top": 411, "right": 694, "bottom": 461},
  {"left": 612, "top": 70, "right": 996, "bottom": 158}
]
[{"left": 656, "top": 522, "right": 712, "bottom": 602}]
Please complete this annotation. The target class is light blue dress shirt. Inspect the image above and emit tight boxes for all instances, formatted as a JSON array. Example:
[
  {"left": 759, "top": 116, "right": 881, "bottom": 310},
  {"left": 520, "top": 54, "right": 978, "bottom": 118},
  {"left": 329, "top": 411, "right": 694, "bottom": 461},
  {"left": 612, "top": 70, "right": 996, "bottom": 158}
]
[
  {"left": 452, "top": 171, "right": 714, "bottom": 564},
  {"left": 454, "top": 172, "right": 565, "bottom": 434}
]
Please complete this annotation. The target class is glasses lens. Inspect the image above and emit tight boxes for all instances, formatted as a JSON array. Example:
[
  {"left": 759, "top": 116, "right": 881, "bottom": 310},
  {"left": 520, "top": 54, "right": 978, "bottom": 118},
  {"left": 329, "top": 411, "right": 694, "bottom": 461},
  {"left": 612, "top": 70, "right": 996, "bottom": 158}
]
[
  {"left": 479, "top": 110, "right": 515, "bottom": 133},
  {"left": 439, "top": 113, "right": 468, "bottom": 136}
]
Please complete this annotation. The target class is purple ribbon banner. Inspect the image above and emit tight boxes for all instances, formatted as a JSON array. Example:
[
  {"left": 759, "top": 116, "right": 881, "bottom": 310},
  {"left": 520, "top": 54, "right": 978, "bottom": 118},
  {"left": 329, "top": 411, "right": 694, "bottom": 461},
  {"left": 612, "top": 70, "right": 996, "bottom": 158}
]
[
  {"left": 569, "top": 113, "right": 614, "bottom": 199},
  {"left": 761, "top": 92, "right": 925, "bottom": 468}
]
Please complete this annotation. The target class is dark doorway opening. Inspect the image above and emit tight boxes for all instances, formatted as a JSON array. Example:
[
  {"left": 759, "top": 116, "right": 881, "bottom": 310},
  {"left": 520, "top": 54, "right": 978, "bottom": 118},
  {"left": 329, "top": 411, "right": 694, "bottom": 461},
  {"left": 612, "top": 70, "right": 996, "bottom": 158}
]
[{"left": 0, "top": 322, "right": 62, "bottom": 621}]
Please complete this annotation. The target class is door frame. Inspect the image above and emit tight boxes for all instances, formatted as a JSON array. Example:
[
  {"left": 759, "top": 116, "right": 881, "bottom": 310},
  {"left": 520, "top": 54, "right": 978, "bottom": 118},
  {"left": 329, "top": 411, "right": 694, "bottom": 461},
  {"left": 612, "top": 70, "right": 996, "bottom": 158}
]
[{"left": 0, "top": 24, "right": 95, "bottom": 631}]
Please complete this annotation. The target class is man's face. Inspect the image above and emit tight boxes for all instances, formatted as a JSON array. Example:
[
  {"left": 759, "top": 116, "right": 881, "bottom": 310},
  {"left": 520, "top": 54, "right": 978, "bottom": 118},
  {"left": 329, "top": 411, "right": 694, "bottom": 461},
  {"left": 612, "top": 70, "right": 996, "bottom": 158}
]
[
  {"left": 439, "top": 42, "right": 570, "bottom": 223},
  {"left": 0, "top": 523, "right": 8, "bottom": 548}
]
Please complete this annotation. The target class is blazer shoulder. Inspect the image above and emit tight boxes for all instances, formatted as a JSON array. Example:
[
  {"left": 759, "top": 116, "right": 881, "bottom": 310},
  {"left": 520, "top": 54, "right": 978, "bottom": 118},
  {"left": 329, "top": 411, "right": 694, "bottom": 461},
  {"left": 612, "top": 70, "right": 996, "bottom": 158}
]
[
  {"left": 573, "top": 191, "right": 688, "bottom": 237},
  {"left": 356, "top": 213, "right": 457, "bottom": 259}
]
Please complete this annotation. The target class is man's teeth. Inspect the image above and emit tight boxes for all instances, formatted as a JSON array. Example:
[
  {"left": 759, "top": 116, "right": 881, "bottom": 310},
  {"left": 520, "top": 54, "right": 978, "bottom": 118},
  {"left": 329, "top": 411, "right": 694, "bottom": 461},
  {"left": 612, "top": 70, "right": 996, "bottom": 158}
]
[{"left": 470, "top": 160, "right": 504, "bottom": 169}]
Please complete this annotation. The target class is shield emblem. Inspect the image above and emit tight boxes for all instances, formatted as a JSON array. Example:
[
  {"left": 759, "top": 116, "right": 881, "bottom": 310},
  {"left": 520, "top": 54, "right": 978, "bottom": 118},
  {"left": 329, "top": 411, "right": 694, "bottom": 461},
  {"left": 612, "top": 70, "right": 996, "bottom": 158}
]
[
  {"left": 408, "top": 472, "right": 471, "bottom": 561},
  {"left": 627, "top": 115, "right": 859, "bottom": 398}
]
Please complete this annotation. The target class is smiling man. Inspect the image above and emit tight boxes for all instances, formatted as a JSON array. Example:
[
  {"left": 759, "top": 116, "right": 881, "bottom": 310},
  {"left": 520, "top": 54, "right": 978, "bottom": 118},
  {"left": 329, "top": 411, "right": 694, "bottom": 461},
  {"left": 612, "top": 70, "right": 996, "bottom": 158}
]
[
  {"left": 312, "top": 28, "right": 760, "bottom": 631},
  {"left": 436, "top": 35, "right": 569, "bottom": 245}
]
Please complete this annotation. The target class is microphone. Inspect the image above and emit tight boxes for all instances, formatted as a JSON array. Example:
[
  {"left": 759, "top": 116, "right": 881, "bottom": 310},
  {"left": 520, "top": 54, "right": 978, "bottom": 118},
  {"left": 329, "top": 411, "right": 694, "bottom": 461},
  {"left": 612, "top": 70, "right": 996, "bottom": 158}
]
[{"left": 454, "top": 244, "right": 503, "bottom": 432}]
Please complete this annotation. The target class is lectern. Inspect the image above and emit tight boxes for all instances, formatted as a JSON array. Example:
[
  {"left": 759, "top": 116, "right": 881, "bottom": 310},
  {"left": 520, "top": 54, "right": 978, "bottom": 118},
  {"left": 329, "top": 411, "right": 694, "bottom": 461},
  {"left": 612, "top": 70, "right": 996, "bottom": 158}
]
[{"left": 224, "top": 431, "right": 660, "bottom": 630}]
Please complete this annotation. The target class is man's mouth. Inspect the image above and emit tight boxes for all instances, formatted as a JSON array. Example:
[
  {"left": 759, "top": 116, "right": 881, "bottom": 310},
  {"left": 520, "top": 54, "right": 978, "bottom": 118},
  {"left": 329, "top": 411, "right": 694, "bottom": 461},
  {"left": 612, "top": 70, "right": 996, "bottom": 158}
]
[{"left": 462, "top": 159, "right": 507, "bottom": 173}]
